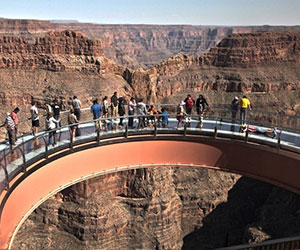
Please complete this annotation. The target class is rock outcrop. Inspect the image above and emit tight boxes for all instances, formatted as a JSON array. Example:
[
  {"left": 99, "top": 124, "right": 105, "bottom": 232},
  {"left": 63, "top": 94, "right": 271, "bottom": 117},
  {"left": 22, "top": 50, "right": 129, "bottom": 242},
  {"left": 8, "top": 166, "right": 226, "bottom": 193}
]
[
  {"left": 0, "top": 30, "right": 104, "bottom": 71},
  {"left": 13, "top": 167, "right": 240, "bottom": 250},
  {"left": 13, "top": 167, "right": 300, "bottom": 250}
]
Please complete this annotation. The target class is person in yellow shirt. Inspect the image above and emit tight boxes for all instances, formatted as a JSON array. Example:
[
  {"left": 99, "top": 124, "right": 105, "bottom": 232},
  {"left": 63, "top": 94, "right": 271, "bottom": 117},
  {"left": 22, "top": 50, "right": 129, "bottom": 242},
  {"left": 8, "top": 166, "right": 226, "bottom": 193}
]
[{"left": 240, "top": 95, "right": 252, "bottom": 124}]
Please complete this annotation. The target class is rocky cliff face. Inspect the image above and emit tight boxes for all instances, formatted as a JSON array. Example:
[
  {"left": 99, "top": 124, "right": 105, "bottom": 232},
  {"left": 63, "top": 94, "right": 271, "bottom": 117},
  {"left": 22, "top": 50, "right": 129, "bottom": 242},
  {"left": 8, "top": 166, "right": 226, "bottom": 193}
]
[
  {"left": 0, "top": 30, "right": 104, "bottom": 71},
  {"left": 13, "top": 167, "right": 300, "bottom": 250},
  {"left": 1, "top": 30, "right": 300, "bottom": 138},
  {"left": 1, "top": 18, "right": 300, "bottom": 69},
  {"left": 127, "top": 32, "right": 300, "bottom": 115},
  {"left": 12, "top": 167, "right": 239, "bottom": 250}
]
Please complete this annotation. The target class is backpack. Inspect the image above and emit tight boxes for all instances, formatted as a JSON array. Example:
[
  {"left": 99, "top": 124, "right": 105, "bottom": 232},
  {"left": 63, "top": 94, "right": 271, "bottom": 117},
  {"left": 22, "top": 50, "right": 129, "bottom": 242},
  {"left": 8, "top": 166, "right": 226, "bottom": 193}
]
[{"left": 186, "top": 98, "right": 194, "bottom": 108}]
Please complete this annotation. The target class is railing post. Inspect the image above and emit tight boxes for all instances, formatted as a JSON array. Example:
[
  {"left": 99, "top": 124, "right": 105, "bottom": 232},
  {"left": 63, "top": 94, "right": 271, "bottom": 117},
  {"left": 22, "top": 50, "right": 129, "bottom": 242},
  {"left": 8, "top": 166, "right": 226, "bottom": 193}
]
[
  {"left": 70, "top": 130, "right": 73, "bottom": 150},
  {"left": 125, "top": 125, "right": 128, "bottom": 138},
  {"left": 184, "top": 123, "right": 187, "bottom": 136},
  {"left": 3, "top": 148, "right": 9, "bottom": 190},
  {"left": 245, "top": 129, "right": 249, "bottom": 143},
  {"left": 277, "top": 130, "right": 282, "bottom": 149},
  {"left": 214, "top": 126, "right": 217, "bottom": 138},
  {"left": 44, "top": 136, "right": 49, "bottom": 160},
  {"left": 154, "top": 121, "right": 157, "bottom": 137},
  {"left": 96, "top": 127, "right": 101, "bottom": 144}
]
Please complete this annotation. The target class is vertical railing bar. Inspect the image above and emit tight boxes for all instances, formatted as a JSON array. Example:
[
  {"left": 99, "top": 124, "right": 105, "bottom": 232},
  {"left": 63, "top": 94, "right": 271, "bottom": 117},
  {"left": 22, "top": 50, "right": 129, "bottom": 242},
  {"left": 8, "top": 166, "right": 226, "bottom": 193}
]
[
  {"left": 125, "top": 124, "right": 128, "bottom": 138},
  {"left": 184, "top": 123, "right": 187, "bottom": 136},
  {"left": 3, "top": 148, "right": 9, "bottom": 190}
]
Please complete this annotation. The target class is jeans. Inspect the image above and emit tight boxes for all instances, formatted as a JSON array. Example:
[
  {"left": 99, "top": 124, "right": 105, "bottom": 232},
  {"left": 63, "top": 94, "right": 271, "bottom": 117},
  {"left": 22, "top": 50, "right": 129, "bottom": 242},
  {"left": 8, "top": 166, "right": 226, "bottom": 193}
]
[
  {"left": 240, "top": 108, "right": 247, "bottom": 124},
  {"left": 48, "top": 130, "right": 57, "bottom": 145},
  {"left": 128, "top": 110, "right": 134, "bottom": 128}
]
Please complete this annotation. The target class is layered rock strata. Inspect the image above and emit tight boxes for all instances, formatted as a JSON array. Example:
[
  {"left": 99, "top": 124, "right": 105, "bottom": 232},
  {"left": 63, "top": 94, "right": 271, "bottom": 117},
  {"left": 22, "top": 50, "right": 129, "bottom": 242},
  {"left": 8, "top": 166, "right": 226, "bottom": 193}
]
[{"left": 13, "top": 167, "right": 300, "bottom": 250}]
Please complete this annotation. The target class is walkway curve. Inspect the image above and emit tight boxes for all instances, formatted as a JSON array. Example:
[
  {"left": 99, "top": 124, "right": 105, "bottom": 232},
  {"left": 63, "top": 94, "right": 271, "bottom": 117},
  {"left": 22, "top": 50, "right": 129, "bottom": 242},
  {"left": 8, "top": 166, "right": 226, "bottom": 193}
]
[{"left": 0, "top": 134, "right": 300, "bottom": 249}]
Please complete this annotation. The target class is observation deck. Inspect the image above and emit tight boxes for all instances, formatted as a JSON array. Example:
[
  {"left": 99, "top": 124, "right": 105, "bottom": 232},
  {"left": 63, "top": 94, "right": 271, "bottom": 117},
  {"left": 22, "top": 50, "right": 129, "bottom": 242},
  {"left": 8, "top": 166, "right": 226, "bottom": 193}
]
[{"left": 0, "top": 106, "right": 299, "bottom": 249}]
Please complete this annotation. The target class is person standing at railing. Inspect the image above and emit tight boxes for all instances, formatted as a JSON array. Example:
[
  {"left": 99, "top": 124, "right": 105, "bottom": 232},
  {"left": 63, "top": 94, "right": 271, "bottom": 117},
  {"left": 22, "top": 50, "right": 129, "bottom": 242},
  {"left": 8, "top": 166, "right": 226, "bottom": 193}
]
[
  {"left": 161, "top": 108, "right": 169, "bottom": 128},
  {"left": 240, "top": 95, "right": 252, "bottom": 125},
  {"left": 196, "top": 94, "right": 209, "bottom": 128},
  {"left": 118, "top": 97, "right": 126, "bottom": 128},
  {"left": 128, "top": 97, "right": 136, "bottom": 128},
  {"left": 46, "top": 112, "right": 60, "bottom": 146},
  {"left": 72, "top": 95, "right": 81, "bottom": 121},
  {"left": 52, "top": 99, "right": 61, "bottom": 127},
  {"left": 230, "top": 96, "right": 239, "bottom": 122},
  {"left": 184, "top": 94, "right": 195, "bottom": 126},
  {"left": 90, "top": 99, "right": 103, "bottom": 131},
  {"left": 102, "top": 96, "right": 109, "bottom": 131},
  {"left": 10, "top": 107, "right": 20, "bottom": 141},
  {"left": 30, "top": 101, "right": 40, "bottom": 136},
  {"left": 110, "top": 92, "right": 118, "bottom": 117},
  {"left": 68, "top": 108, "right": 79, "bottom": 139},
  {"left": 4, "top": 112, "right": 16, "bottom": 149},
  {"left": 177, "top": 101, "right": 187, "bottom": 129},
  {"left": 137, "top": 98, "right": 147, "bottom": 129},
  {"left": 147, "top": 105, "right": 158, "bottom": 127}
]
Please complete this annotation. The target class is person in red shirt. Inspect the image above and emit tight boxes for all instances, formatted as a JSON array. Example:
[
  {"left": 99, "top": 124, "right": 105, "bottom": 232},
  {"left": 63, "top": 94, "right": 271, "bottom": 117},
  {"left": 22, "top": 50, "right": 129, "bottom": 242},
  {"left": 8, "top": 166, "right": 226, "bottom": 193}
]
[{"left": 10, "top": 107, "right": 20, "bottom": 141}]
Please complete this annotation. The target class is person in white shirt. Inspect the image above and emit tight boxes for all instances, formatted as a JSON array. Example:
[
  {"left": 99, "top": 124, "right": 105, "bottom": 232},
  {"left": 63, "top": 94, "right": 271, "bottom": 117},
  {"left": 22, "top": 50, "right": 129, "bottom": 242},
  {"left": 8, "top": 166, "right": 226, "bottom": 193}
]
[
  {"left": 46, "top": 112, "right": 60, "bottom": 146},
  {"left": 137, "top": 98, "right": 147, "bottom": 129},
  {"left": 30, "top": 101, "right": 39, "bottom": 135},
  {"left": 128, "top": 97, "right": 136, "bottom": 128}
]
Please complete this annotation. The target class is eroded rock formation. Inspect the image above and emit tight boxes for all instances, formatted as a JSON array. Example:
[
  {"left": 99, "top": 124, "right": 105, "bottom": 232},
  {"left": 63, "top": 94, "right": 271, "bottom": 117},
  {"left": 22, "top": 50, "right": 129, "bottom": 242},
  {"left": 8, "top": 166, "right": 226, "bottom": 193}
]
[{"left": 13, "top": 168, "right": 300, "bottom": 250}]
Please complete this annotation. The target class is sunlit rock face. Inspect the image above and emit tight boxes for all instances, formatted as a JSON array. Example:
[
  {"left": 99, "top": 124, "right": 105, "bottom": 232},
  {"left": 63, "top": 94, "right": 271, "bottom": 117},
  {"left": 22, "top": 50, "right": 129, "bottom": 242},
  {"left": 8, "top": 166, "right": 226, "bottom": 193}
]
[
  {"left": 13, "top": 167, "right": 300, "bottom": 250},
  {"left": 13, "top": 167, "right": 240, "bottom": 250}
]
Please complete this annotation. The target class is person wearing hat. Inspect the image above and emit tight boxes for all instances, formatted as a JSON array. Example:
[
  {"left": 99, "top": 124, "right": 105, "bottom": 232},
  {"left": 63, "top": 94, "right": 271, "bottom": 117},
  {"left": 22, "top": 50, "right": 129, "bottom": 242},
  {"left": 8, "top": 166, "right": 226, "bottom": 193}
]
[
  {"left": 176, "top": 101, "right": 187, "bottom": 129},
  {"left": 230, "top": 96, "right": 239, "bottom": 123}
]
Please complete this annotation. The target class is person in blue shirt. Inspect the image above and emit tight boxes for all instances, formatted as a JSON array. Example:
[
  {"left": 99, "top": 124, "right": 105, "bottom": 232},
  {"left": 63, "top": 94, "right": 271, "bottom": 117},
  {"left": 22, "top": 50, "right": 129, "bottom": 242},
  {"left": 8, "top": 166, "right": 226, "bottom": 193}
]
[
  {"left": 161, "top": 108, "right": 169, "bottom": 128},
  {"left": 90, "top": 99, "right": 103, "bottom": 130}
]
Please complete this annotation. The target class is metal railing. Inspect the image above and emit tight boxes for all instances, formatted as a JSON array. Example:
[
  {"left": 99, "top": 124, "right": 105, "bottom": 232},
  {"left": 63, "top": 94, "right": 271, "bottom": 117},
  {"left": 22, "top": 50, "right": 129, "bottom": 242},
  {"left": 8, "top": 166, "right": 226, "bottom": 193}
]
[
  {"left": 216, "top": 236, "right": 300, "bottom": 250},
  {"left": 0, "top": 108, "right": 300, "bottom": 195},
  {"left": 0, "top": 107, "right": 299, "bottom": 250}
]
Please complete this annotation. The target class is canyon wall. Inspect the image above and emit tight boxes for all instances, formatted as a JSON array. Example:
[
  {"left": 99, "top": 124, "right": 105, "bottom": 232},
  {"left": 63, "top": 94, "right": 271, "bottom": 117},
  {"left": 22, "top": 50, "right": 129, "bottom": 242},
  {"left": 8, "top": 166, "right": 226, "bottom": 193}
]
[
  {"left": 13, "top": 167, "right": 300, "bottom": 250},
  {"left": 0, "top": 29, "right": 300, "bottom": 137},
  {"left": 1, "top": 18, "right": 300, "bottom": 68}
]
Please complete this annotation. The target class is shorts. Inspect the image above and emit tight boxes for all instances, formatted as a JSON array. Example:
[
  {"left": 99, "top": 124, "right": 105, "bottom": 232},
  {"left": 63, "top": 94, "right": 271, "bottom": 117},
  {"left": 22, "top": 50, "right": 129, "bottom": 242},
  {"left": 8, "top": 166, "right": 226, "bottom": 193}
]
[
  {"left": 32, "top": 119, "right": 40, "bottom": 127},
  {"left": 176, "top": 115, "right": 183, "bottom": 122}
]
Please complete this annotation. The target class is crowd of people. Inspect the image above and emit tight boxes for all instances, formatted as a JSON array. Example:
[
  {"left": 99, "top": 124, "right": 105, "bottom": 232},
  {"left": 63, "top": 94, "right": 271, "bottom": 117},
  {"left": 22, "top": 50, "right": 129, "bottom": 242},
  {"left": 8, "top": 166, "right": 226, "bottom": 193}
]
[{"left": 1, "top": 92, "right": 254, "bottom": 149}]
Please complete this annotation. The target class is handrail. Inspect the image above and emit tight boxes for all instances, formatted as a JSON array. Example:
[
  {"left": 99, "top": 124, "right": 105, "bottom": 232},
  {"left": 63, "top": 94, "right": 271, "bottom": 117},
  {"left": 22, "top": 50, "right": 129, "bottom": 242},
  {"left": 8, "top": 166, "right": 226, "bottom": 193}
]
[
  {"left": 1, "top": 103, "right": 300, "bottom": 142},
  {"left": 0, "top": 112, "right": 299, "bottom": 250},
  {"left": 216, "top": 235, "right": 300, "bottom": 250},
  {"left": 0, "top": 112, "right": 299, "bottom": 189}
]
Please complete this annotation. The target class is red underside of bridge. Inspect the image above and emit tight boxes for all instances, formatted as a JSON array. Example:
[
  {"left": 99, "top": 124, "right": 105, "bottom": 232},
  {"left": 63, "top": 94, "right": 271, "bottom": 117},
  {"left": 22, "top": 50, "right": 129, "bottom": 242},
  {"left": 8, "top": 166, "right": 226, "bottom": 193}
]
[{"left": 0, "top": 140, "right": 299, "bottom": 249}]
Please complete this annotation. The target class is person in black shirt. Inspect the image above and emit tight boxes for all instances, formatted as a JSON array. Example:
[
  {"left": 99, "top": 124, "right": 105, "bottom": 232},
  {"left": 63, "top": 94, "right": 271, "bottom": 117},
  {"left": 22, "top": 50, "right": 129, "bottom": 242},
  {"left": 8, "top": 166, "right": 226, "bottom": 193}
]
[
  {"left": 196, "top": 94, "right": 209, "bottom": 128},
  {"left": 230, "top": 96, "right": 239, "bottom": 122},
  {"left": 110, "top": 92, "right": 118, "bottom": 117}
]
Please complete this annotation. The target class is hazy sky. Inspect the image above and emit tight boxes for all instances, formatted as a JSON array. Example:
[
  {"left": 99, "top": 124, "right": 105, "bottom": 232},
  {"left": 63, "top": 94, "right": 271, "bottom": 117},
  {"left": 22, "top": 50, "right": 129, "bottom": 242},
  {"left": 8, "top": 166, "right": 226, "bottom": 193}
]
[{"left": 1, "top": 0, "right": 299, "bottom": 26}]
